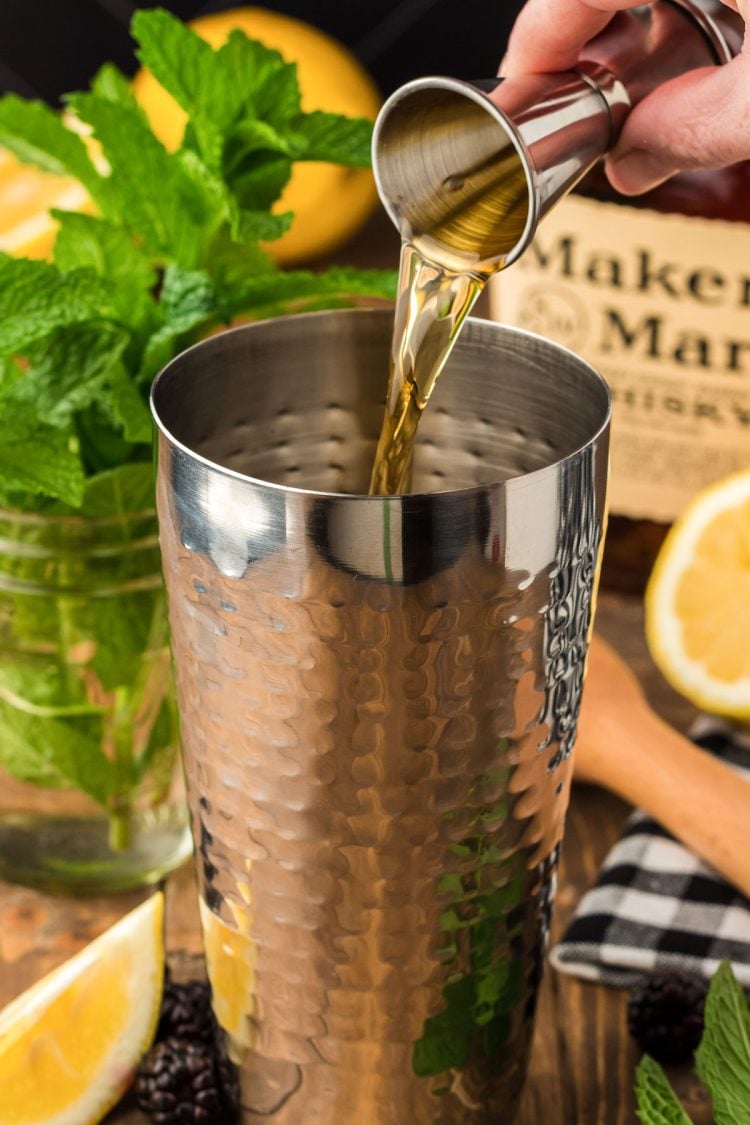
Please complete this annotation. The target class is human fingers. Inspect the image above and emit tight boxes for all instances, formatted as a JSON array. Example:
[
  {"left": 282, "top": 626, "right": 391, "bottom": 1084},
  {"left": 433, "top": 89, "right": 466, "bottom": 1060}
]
[
  {"left": 606, "top": 51, "right": 750, "bottom": 193},
  {"left": 500, "top": 0, "right": 647, "bottom": 76}
]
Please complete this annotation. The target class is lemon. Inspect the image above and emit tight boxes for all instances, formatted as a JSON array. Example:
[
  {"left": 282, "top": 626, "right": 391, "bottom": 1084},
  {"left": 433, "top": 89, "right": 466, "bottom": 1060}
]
[
  {"left": 0, "top": 150, "right": 89, "bottom": 260},
  {"left": 132, "top": 6, "right": 381, "bottom": 264},
  {"left": 0, "top": 893, "right": 164, "bottom": 1125},
  {"left": 645, "top": 468, "right": 750, "bottom": 719}
]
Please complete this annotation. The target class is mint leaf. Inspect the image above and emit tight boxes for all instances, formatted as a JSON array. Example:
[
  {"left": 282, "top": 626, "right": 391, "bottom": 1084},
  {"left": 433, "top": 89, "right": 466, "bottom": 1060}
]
[
  {"left": 0, "top": 401, "right": 83, "bottom": 506},
  {"left": 293, "top": 111, "right": 374, "bottom": 166},
  {"left": 137, "top": 263, "right": 227, "bottom": 381},
  {"left": 218, "top": 30, "right": 301, "bottom": 128},
  {"left": 224, "top": 265, "right": 397, "bottom": 318},
  {"left": 77, "top": 462, "right": 155, "bottom": 517},
  {"left": 52, "top": 211, "right": 158, "bottom": 352},
  {"left": 99, "top": 366, "right": 153, "bottom": 444},
  {"left": 91, "top": 62, "right": 148, "bottom": 120},
  {"left": 133, "top": 11, "right": 301, "bottom": 137},
  {"left": 229, "top": 203, "right": 292, "bottom": 244},
  {"left": 635, "top": 1056, "right": 694, "bottom": 1125},
  {"left": 0, "top": 95, "right": 104, "bottom": 200},
  {"left": 53, "top": 211, "right": 155, "bottom": 299},
  {"left": 0, "top": 254, "right": 112, "bottom": 354},
  {"left": 132, "top": 8, "right": 231, "bottom": 132},
  {"left": 66, "top": 92, "right": 214, "bottom": 265},
  {"left": 0, "top": 680, "right": 113, "bottom": 803},
  {"left": 696, "top": 961, "right": 750, "bottom": 1125},
  {"left": 8, "top": 323, "right": 128, "bottom": 428},
  {"left": 223, "top": 149, "right": 292, "bottom": 213}
]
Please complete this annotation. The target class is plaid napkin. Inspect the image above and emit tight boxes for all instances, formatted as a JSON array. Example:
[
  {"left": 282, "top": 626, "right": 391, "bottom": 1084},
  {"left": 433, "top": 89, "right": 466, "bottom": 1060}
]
[{"left": 551, "top": 717, "right": 750, "bottom": 988}]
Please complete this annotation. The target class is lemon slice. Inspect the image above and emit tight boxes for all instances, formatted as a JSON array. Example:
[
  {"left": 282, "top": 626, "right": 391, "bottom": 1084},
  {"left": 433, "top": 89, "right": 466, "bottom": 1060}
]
[
  {"left": 645, "top": 469, "right": 750, "bottom": 719},
  {"left": 0, "top": 893, "right": 164, "bottom": 1125}
]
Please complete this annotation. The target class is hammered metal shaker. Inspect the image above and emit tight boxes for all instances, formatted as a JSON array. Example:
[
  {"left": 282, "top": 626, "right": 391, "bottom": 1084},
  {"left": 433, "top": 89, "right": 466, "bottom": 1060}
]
[
  {"left": 152, "top": 309, "right": 610, "bottom": 1122},
  {"left": 372, "top": 0, "right": 744, "bottom": 273}
]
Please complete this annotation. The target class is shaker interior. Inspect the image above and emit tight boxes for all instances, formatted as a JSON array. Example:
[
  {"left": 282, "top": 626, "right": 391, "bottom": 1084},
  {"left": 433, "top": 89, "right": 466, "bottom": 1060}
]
[{"left": 151, "top": 308, "right": 610, "bottom": 496}]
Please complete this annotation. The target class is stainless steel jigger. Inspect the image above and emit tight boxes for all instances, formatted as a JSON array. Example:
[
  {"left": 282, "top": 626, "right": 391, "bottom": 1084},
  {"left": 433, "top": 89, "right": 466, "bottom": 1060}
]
[{"left": 372, "top": 0, "right": 743, "bottom": 274}]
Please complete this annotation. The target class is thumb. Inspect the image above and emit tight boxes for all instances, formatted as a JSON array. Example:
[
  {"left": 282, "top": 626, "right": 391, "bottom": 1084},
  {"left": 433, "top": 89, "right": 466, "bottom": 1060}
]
[{"left": 605, "top": 51, "right": 750, "bottom": 194}]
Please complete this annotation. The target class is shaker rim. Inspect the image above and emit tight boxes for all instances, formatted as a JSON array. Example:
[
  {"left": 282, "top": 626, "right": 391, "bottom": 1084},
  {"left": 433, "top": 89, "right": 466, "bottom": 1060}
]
[{"left": 150, "top": 307, "right": 611, "bottom": 503}]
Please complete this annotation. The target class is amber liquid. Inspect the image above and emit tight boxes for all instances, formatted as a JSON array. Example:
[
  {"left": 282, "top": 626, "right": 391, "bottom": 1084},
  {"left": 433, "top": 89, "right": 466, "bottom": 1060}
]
[
  {"left": 368, "top": 245, "right": 483, "bottom": 495},
  {"left": 368, "top": 128, "right": 530, "bottom": 497}
]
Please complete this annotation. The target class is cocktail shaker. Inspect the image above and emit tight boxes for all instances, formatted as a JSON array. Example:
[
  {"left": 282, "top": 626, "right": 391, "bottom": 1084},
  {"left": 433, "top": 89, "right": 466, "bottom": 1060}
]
[
  {"left": 372, "top": 0, "right": 744, "bottom": 273},
  {"left": 152, "top": 309, "right": 610, "bottom": 1122}
]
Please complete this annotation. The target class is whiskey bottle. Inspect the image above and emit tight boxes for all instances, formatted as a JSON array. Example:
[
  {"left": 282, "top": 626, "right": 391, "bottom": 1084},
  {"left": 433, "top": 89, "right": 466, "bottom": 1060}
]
[{"left": 491, "top": 160, "right": 750, "bottom": 593}]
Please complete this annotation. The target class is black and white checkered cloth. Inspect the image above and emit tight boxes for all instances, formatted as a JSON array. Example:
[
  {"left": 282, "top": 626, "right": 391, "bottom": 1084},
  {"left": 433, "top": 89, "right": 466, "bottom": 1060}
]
[{"left": 551, "top": 717, "right": 750, "bottom": 988}]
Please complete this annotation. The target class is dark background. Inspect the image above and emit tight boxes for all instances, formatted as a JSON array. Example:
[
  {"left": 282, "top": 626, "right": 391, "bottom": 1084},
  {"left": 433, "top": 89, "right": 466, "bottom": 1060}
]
[{"left": 0, "top": 0, "right": 523, "bottom": 104}]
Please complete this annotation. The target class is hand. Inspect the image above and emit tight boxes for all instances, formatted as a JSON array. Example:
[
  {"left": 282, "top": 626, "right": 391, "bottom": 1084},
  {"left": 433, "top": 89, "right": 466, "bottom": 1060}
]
[{"left": 501, "top": 0, "right": 750, "bottom": 194}]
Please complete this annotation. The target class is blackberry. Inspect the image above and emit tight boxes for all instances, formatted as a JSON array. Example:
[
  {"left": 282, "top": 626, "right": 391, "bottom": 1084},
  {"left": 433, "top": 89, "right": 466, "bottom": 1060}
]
[
  {"left": 135, "top": 1038, "right": 225, "bottom": 1124},
  {"left": 627, "top": 973, "right": 707, "bottom": 1064},
  {"left": 158, "top": 978, "right": 215, "bottom": 1044}
]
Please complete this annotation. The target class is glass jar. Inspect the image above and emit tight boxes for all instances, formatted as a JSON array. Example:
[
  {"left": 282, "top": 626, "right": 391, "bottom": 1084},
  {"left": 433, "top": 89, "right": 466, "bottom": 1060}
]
[{"left": 0, "top": 504, "right": 191, "bottom": 893}]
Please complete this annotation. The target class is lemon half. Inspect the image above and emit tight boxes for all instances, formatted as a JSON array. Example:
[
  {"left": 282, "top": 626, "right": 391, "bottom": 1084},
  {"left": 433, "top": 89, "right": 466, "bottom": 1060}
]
[{"left": 645, "top": 469, "right": 750, "bottom": 719}]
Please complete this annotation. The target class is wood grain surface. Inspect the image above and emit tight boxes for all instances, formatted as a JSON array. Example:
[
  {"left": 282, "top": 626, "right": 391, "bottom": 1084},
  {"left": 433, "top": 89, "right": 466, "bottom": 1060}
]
[{"left": 0, "top": 592, "right": 707, "bottom": 1124}]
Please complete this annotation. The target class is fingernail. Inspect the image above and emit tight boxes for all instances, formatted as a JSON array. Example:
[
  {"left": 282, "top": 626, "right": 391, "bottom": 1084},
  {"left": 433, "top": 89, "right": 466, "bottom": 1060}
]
[{"left": 608, "top": 149, "right": 675, "bottom": 195}]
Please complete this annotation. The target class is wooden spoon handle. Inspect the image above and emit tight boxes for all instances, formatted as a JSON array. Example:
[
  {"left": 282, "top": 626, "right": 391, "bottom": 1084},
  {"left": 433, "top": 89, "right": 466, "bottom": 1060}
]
[{"left": 576, "top": 636, "right": 750, "bottom": 899}]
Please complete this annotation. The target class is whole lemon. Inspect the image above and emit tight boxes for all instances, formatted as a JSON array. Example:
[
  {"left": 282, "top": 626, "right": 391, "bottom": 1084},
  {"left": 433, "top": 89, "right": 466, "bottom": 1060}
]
[{"left": 132, "top": 7, "right": 381, "bottom": 265}]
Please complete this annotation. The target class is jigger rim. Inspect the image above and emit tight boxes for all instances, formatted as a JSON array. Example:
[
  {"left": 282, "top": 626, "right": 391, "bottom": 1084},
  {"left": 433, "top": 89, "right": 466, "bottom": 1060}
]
[
  {"left": 371, "top": 75, "right": 538, "bottom": 272},
  {"left": 150, "top": 307, "right": 611, "bottom": 502}
]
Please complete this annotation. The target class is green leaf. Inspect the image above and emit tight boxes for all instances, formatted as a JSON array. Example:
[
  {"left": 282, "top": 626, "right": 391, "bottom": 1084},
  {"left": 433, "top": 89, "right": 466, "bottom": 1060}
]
[
  {"left": 53, "top": 211, "right": 156, "bottom": 300},
  {"left": 224, "top": 151, "right": 292, "bottom": 214},
  {"left": 99, "top": 366, "right": 153, "bottom": 444},
  {"left": 7, "top": 323, "right": 129, "bottom": 428},
  {"left": 91, "top": 62, "right": 148, "bottom": 119},
  {"left": 137, "top": 265, "right": 224, "bottom": 382},
  {"left": 218, "top": 30, "right": 301, "bottom": 128},
  {"left": 77, "top": 462, "right": 155, "bottom": 517},
  {"left": 132, "top": 8, "right": 232, "bottom": 129},
  {"left": 160, "top": 264, "right": 221, "bottom": 326},
  {"left": 696, "top": 961, "right": 750, "bottom": 1125},
  {"left": 0, "top": 254, "right": 113, "bottom": 354},
  {"left": 0, "top": 401, "right": 84, "bottom": 506},
  {"left": 66, "top": 92, "right": 212, "bottom": 265},
  {"left": 229, "top": 204, "right": 292, "bottom": 244},
  {"left": 133, "top": 11, "right": 301, "bottom": 131},
  {"left": 0, "top": 669, "right": 113, "bottom": 804},
  {"left": 0, "top": 95, "right": 104, "bottom": 199},
  {"left": 635, "top": 1056, "right": 693, "bottom": 1125},
  {"left": 223, "top": 265, "right": 397, "bottom": 318},
  {"left": 293, "top": 111, "right": 374, "bottom": 166}
]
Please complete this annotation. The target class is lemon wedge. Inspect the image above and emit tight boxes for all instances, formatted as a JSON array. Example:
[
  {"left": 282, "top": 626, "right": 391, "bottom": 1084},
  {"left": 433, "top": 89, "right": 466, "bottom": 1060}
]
[
  {"left": 0, "top": 892, "right": 164, "bottom": 1125},
  {"left": 645, "top": 468, "right": 750, "bottom": 719}
]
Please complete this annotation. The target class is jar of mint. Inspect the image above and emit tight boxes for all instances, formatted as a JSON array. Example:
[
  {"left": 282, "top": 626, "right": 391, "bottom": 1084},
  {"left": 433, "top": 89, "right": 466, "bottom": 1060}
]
[{"left": 0, "top": 468, "right": 191, "bottom": 893}]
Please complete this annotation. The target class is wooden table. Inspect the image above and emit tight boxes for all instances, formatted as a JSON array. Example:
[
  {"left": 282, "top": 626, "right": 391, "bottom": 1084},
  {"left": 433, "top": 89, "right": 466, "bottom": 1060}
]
[{"left": 0, "top": 592, "right": 710, "bottom": 1123}]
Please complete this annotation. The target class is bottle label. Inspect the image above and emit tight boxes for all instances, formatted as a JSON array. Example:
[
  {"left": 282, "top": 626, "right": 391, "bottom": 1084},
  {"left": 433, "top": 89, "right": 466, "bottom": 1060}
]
[{"left": 490, "top": 195, "right": 750, "bottom": 522}]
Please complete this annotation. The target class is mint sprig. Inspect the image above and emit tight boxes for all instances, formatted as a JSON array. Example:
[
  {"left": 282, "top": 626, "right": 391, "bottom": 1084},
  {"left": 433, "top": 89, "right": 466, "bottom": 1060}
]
[
  {"left": 0, "top": 8, "right": 395, "bottom": 814},
  {"left": 0, "top": 5, "right": 394, "bottom": 509},
  {"left": 636, "top": 961, "right": 750, "bottom": 1125}
]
